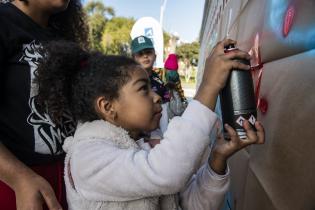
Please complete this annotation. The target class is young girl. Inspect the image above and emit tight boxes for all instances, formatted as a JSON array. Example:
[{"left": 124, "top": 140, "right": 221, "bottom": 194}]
[
  {"left": 0, "top": 0, "right": 87, "bottom": 209},
  {"left": 36, "top": 39, "right": 264, "bottom": 210}
]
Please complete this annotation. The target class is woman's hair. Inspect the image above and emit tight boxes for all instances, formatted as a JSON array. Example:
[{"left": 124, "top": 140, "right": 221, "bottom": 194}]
[
  {"left": 49, "top": 0, "right": 89, "bottom": 48},
  {"left": 36, "top": 41, "right": 140, "bottom": 125},
  {"left": 0, "top": 0, "right": 89, "bottom": 48}
]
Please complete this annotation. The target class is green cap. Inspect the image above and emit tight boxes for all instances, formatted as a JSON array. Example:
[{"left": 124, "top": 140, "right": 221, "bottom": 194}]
[{"left": 131, "top": 36, "right": 154, "bottom": 54}]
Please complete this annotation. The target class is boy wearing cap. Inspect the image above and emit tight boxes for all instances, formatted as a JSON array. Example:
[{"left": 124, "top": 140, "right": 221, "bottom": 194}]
[
  {"left": 131, "top": 36, "right": 170, "bottom": 104},
  {"left": 131, "top": 35, "right": 170, "bottom": 142}
]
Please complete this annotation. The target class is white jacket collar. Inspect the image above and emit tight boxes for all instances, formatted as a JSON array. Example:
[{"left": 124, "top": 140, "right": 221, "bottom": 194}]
[{"left": 63, "top": 120, "right": 138, "bottom": 153}]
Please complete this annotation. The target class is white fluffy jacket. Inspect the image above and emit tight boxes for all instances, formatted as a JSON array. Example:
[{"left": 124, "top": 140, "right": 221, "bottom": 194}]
[{"left": 63, "top": 100, "right": 230, "bottom": 210}]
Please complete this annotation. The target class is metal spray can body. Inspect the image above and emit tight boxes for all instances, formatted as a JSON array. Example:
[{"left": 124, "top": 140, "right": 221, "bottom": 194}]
[{"left": 220, "top": 45, "right": 257, "bottom": 139}]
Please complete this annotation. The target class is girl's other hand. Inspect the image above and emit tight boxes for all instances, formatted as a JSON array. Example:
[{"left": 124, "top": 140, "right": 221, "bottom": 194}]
[{"left": 209, "top": 120, "right": 265, "bottom": 174}]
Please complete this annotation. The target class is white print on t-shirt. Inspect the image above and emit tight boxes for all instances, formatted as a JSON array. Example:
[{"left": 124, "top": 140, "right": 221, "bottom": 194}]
[{"left": 19, "top": 40, "right": 75, "bottom": 155}]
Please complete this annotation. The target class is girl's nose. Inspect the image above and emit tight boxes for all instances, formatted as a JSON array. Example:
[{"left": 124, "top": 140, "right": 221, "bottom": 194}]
[{"left": 152, "top": 91, "right": 162, "bottom": 104}]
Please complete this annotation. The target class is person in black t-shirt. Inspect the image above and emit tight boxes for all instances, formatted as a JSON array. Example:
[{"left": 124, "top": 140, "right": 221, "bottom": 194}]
[{"left": 0, "top": 0, "right": 88, "bottom": 209}]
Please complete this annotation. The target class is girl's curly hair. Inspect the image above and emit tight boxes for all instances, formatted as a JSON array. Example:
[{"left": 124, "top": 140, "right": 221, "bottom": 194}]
[{"left": 36, "top": 41, "right": 140, "bottom": 125}]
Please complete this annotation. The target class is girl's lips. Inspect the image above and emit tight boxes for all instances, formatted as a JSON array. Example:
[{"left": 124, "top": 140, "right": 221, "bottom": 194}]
[
  {"left": 154, "top": 108, "right": 162, "bottom": 117},
  {"left": 156, "top": 107, "right": 162, "bottom": 114},
  {"left": 155, "top": 112, "right": 162, "bottom": 119}
]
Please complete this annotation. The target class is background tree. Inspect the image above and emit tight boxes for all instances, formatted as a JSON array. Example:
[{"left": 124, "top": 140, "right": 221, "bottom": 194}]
[
  {"left": 176, "top": 41, "right": 200, "bottom": 82},
  {"left": 176, "top": 41, "right": 200, "bottom": 66},
  {"left": 101, "top": 17, "right": 135, "bottom": 55},
  {"left": 163, "top": 31, "right": 171, "bottom": 49},
  {"left": 84, "top": 1, "right": 115, "bottom": 51}
]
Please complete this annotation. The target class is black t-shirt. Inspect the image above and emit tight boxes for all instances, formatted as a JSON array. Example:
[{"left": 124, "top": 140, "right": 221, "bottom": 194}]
[{"left": 0, "top": 3, "right": 75, "bottom": 165}]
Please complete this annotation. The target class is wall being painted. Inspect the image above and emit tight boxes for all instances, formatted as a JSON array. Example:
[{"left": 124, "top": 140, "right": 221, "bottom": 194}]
[{"left": 198, "top": 0, "right": 315, "bottom": 209}]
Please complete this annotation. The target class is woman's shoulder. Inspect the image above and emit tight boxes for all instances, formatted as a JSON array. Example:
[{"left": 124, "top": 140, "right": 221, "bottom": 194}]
[
  {"left": 0, "top": 3, "right": 15, "bottom": 19},
  {"left": 0, "top": 3, "right": 21, "bottom": 35},
  {"left": 0, "top": 3, "right": 9, "bottom": 23},
  {"left": 0, "top": 4, "right": 11, "bottom": 48},
  {"left": 0, "top": 3, "right": 38, "bottom": 31}
]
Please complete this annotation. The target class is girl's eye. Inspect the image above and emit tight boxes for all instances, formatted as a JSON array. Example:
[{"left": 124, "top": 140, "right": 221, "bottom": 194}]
[{"left": 139, "top": 85, "right": 149, "bottom": 93}]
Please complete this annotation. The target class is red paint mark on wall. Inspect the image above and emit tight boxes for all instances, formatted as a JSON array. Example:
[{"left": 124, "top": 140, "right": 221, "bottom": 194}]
[
  {"left": 283, "top": 5, "right": 295, "bottom": 37},
  {"left": 249, "top": 33, "right": 264, "bottom": 105},
  {"left": 257, "top": 98, "right": 268, "bottom": 114}
]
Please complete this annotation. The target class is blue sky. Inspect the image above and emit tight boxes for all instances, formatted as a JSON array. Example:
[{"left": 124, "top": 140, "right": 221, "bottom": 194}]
[{"left": 84, "top": 0, "right": 205, "bottom": 43}]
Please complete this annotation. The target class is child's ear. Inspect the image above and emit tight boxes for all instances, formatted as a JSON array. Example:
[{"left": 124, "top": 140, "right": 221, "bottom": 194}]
[{"left": 95, "top": 96, "right": 117, "bottom": 122}]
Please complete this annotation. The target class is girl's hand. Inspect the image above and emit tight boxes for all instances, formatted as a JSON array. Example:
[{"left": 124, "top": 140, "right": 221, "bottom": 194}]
[
  {"left": 202, "top": 39, "right": 251, "bottom": 91},
  {"left": 14, "top": 172, "right": 62, "bottom": 210},
  {"left": 209, "top": 120, "right": 265, "bottom": 174},
  {"left": 195, "top": 39, "right": 251, "bottom": 110}
]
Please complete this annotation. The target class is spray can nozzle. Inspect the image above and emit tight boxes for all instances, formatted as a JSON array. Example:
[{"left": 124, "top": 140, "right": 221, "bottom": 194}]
[{"left": 224, "top": 43, "right": 238, "bottom": 53}]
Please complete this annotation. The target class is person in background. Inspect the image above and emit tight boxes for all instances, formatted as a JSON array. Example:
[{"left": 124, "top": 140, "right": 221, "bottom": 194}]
[
  {"left": 164, "top": 53, "right": 187, "bottom": 102},
  {"left": 131, "top": 36, "right": 170, "bottom": 104},
  {"left": 35, "top": 39, "right": 265, "bottom": 210},
  {"left": 164, "top": 53, "right": 188, "bottom": 118},
  {"left": 0, "top": 0, "right": 88, "bottom": 209}
]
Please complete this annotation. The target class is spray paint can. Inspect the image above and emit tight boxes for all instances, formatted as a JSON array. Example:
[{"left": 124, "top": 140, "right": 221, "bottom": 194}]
[{"left": 220, "top": 44, "right": 257, "bottom": 139}]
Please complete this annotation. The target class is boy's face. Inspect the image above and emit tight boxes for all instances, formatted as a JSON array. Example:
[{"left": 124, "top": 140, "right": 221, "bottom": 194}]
[
  {"left": 113, "top": 67, "right": 162, "bottom": 137},
  {"left": 133, "top": 48, "right": 156, "bottom": 73}
]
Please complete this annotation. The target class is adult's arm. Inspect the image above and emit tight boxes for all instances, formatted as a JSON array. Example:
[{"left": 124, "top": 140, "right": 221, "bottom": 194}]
[{"left": 0, "top": 143, "right": 62, "bottom": 210}]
